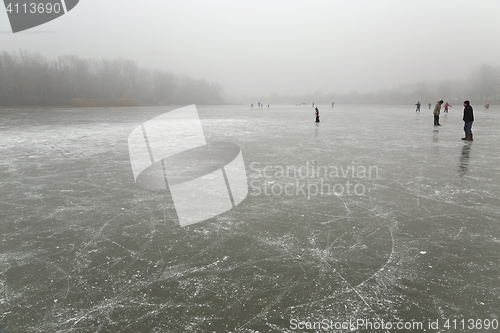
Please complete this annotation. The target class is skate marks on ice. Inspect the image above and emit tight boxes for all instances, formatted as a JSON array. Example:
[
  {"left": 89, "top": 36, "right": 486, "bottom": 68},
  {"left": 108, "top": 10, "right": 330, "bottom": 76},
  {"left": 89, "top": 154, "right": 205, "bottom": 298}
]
[{"left": 0, "top": 106, "right": 499, "bottom": 332}]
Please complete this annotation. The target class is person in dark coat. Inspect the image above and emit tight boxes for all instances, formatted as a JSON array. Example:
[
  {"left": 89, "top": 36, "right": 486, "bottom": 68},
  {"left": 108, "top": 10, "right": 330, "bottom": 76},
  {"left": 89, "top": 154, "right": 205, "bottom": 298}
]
[
  {"left": 315, "top": 107, "right": 320, "bottom": 123},
  {"left": 462, "top": 100, "right": 474, "bottom": 141}
]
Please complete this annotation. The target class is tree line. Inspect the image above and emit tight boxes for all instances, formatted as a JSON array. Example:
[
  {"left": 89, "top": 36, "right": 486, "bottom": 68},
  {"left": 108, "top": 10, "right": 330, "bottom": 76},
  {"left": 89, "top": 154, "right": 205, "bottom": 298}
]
[
  {"left": 238, "top": 64, "right": 500, "bottom": 105},
  {"left": 0, "top": 50, "right": 225, "bottom": 107}
]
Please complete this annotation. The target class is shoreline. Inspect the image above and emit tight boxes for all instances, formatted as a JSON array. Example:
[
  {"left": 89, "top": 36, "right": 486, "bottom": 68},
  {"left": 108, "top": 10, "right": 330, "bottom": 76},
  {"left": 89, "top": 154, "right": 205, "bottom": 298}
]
[{"left": 0, "top": 103, "right": 239, "bottom": 110}]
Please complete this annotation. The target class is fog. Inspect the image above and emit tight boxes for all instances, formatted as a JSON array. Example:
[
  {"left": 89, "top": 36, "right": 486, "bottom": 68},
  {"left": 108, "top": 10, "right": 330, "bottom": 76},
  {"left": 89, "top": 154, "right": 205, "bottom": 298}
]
[
  {"left": 2, "top": 2, "right": 500, "bottom": 331},
  {"left": 2, "top": 0, "right": 500, "bottom": 99}
]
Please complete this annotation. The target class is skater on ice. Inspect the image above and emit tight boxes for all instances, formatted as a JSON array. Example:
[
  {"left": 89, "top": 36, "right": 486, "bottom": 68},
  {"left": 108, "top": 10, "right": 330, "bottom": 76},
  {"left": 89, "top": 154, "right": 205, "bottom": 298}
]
[
  {"left": 444, "top": 102, "right": 452, "bottom": 113},
  {"left": 462, "top": 100, "right": 474, "bottom": 141},
  {"left": 433, "top": 100, "right": 443, "bottom": 126}
]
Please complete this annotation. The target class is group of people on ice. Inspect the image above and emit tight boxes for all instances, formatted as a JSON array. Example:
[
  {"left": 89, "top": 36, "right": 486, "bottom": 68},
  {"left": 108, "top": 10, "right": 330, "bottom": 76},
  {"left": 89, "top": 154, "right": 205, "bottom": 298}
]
[
  {"left": 431, "top": 100, "right": 475, "bottom": 141},
  {"left": 415, "top": 101, "right": 452, "bottom": 112},
  {"left": 415, "top": 100, "right": 475, "bottom": 141},
  {"left": 251, "top": 102, "right": 269, "bottom": 108}
]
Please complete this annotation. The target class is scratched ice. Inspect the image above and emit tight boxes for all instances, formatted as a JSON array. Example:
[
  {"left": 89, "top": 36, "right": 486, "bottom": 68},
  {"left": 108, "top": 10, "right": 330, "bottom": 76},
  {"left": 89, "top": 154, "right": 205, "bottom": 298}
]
[{"left": 0, "top": 105, "right": 499, "bottom": 332}]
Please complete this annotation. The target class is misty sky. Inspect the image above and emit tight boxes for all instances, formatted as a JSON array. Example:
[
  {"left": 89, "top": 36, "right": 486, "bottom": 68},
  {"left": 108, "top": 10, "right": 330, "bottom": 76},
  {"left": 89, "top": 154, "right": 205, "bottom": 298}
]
[{"left": 1, "top": 0, "right": 500, "bottom": 97}]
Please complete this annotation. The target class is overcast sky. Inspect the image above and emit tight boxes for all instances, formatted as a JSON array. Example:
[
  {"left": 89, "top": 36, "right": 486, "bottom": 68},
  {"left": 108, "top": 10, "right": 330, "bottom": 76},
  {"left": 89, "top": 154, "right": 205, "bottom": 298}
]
[{"left": 1, "top": 0, "right": 500, "bottom": 97}]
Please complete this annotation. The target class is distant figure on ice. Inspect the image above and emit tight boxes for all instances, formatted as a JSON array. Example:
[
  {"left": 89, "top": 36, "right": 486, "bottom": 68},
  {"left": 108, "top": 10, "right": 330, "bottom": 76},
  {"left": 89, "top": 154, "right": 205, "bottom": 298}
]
[
  {"left": 462, "top": 100, "right": 474, "bottom": 141},
  {"left": 428, "top": 103, "right": 432, "bottom": 109},
  {"left": 332, "top": 102, "right": 335, "bottom": 108},
  {"left": 251, "top": 102, "right": 254, "bottom": 108},
  {"left": 315, "top": 107, "right": 320, "bottom": 123},
  {"left": 434, "top": 100, "right": 443, "bottom": 126},
  {"left": 312, "top": 102, "right": 315, "bottom": 109},
  {"left": 485, "top": 103, "right": 490, "bottom": 109},
  {"left": 444, "top": 102, "right": 452, "bottom": 113},
  {"left": 415, "top": 101, "right": 421, "bottom": 112}
]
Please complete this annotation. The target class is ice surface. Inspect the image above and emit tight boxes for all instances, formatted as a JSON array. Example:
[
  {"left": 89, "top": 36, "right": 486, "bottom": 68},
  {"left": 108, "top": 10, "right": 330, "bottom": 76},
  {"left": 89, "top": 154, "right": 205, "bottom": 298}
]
[{"left": 0, "top": 104, "right": 499, "bottom": 332}]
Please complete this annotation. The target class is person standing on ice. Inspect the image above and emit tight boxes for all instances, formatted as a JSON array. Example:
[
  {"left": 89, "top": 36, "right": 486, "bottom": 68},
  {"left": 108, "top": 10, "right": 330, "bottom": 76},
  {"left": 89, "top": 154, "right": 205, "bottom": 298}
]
[
  {"left": 433, "top": 100, "right": 443, "bottom": 126},
  {"left": 444, "top": 102, "right": 452, "bottom": 113},
  {"left": 428, "top": 103, "right": 432, "bottom": 109},
  {"left": 462, "top": 100, "right": 474, "bottom": 141},
  {"left": 315, "top": 107, "right": 320, "bottom": 123},
  {"left": 415, "top": 101, "right": 421, "bottom": 112}
]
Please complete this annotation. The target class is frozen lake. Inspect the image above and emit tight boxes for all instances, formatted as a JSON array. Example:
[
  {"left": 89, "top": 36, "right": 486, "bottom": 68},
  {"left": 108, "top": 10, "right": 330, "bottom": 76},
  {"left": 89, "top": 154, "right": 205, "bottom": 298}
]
[{"left": 0, "top": 104, "right": 499, "bottom": 332}]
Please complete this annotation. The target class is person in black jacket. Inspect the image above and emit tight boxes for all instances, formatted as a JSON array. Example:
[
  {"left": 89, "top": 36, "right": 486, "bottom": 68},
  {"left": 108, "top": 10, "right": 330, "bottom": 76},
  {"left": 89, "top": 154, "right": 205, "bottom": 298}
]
[
  {"left": 462, "top": 100, "right": 474, "bottom": 141},
  {"left": 315, "top": 107, "right": 320, "bottom": 123}
]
